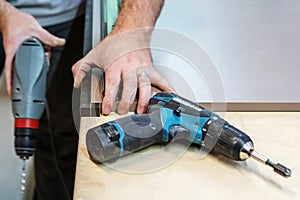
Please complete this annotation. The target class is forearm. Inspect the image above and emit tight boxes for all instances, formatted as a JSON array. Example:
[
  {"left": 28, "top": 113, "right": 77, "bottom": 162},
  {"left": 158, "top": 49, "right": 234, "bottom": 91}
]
[{"left": 111, "top": 0, "right": 164, "bottom": 34}]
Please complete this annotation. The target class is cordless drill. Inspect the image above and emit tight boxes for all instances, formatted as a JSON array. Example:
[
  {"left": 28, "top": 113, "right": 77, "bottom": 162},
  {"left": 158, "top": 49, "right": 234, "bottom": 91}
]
[
  {"left": 86, "top": 92, "right": 291, "bottom": 178},
  {"left": 12, "top": 38, "right": 47, "bottom": 191}
]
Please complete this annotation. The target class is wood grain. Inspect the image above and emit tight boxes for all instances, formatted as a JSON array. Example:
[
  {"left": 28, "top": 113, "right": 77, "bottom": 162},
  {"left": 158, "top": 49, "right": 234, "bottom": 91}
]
[{"left": 74, "top": 112, "right": 300, "bottom": 200}]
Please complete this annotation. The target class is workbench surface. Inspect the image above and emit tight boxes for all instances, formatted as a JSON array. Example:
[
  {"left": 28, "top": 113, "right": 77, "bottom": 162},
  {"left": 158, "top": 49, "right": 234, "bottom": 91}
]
[{"left": 74, "top": 112, "right": 300, "bottom": 200}]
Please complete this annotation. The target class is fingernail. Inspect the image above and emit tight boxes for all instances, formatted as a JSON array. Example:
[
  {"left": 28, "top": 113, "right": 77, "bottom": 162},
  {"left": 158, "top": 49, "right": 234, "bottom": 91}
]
[
  {"left": 137, "top": 107, "right": 142, "bottom": 114},
  {"left": 102, "top": 105, "right": 110, "bottom": 115},
  {"left": 56, "top": 37, "right": 65, "bottom": 45},
  {"left": 73, "top": 78, "right": 79, "bottom": 88},
  {"left": 137, "top": 107, "right": 146, "bottom": 114},
  {"left": 117, "top": 108, "right": 127, "bottom": 115}
]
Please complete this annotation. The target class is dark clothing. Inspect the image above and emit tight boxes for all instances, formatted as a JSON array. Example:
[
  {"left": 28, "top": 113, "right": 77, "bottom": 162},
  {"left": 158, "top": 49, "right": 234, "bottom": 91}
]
[{"left": 34, "top": 15, "right": 84, "bottom": 200}]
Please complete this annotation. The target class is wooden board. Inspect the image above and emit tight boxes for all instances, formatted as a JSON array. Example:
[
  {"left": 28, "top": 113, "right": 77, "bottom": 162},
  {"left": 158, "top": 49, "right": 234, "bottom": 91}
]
[{"left": 74, "top": 112, "right": 300, "bottom": 200}]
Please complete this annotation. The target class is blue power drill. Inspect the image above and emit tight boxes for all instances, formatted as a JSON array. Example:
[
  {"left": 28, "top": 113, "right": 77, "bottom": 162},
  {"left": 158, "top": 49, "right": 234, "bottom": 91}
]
[{"left": 86, "top": 92, "right": 291, "bottom": 178}]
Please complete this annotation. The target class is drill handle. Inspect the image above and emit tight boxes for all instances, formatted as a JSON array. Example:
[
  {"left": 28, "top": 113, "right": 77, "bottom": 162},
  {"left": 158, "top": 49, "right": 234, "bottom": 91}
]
[{"left": 12, "top": 37, "right": 47, "bottom": 120}]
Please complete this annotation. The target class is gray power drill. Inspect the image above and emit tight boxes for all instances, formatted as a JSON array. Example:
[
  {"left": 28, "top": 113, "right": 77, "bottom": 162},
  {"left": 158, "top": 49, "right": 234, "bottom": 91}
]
[
  {"left": 86, "top": 92, "right": 292, "bottom": 178},
  {"left": 12, "top": 37, "right": 47, "bottom": 192}
]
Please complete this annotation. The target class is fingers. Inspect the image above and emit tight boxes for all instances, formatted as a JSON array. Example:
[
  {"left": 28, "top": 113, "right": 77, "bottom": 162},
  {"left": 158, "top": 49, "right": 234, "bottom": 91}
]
[
  {"left": 0, "top": 9, "right": 65, "bottom": 97},
  {"left": 71, "top": 42, "right": 106, "bottom": 88},
  {"left": 117, "top": 70, "right": 138, "bottom": 115},
  {"left": 34, "top": 28, "right": 65, "bottom": 47},
  {"left": 102, "top": 64, "right": 174, "bottom": 115},
  {"left": 4, "top": 33, "right": 62, "bottom": 96},
  {"left": 44, "top": 46, "right": 51, "bottom": 66},
  {"left": 102, "top": 68, "right": 121, "bottom": 115},
  {"left": 3, "top": 37, "right": 23, "bottom": 97},
  {"left": 149, "top": 70, "right": 176, "bottom": 94},
  {"left": 71, "top": 60, "right": 93, "bottom": 88},
  {"left": 117, "top": 68, "right": 171, "bottom": 114},
  {"left": 4, "top": 54, "right": 13, "bottom": 97},
  {"left": 136, "top": 71, "right": 151, "bottom": 114}
]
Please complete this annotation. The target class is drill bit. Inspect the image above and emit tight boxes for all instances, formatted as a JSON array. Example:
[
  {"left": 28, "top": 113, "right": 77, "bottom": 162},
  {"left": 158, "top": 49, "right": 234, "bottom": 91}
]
[
  {"left": 250, "top": 150, "right": 292, "bottom": 177},
  {"left": 20, "top": 159, "right": 27, "bottom": 193}
]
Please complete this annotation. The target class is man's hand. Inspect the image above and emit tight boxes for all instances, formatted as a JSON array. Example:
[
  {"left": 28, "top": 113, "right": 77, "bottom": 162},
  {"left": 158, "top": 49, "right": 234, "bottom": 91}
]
[
  {"left": 72, "top": 0, "right": 175, "bottom": 115},
  {"left": 72, "top": 30, "right": 174, "bottom": 115},
  {"left": 0, "top": 1, "right": 65, "bottom": 95}
]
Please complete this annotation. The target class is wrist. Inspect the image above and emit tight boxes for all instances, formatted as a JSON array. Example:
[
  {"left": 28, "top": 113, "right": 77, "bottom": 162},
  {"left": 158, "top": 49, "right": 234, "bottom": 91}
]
[
  {"left": 108, "top": 0, "right": 164, "bottom": 48},
  {"left": 110, "top": 0, "right": 164, "bottom": 35}
]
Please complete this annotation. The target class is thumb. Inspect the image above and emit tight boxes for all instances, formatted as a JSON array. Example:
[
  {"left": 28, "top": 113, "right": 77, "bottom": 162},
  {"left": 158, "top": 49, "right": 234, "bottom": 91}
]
[
  {"left": 35, "top": 28, "right": 65, "bottom": 47},
  {"left": 4, "top": 54, "right": 14, "bottom": 97},
  {"left": 72, "top": 60, "right": 92, "bottom": 88}
]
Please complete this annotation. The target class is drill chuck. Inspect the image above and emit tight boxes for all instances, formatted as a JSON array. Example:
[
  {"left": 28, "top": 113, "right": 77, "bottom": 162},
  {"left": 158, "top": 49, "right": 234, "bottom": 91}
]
[
  {"left": 14, "top": 128, "right": 38, "bottom": 159},
  {"left": 206, "top": 118, "right": 253, "bottom": 161}
]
